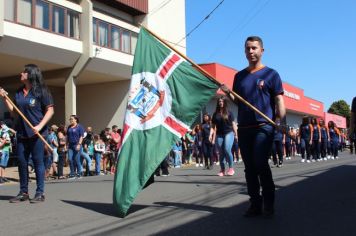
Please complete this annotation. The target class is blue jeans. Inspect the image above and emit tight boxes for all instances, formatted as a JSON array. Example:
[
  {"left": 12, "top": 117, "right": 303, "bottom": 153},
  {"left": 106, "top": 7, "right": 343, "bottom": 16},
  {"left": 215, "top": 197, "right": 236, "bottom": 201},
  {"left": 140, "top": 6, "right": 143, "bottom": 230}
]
[
  {"left": 80, "top": 150, "right": 92, "bottom": 175},
  {"left": 94, "top": 152, "right": 102, "bottom": 175},
  {"left": 239, "top": 125, "right": 275, "bottom": 209},
  {"left": 173, "top": 150, "right": 182, "bottom": 167},
  {"left": 17, "top": 137, "right": 45, "bottom": 194},
  {"left": 216, "top": 131, "right": 234, "bottom": 170},
  {"left": 0, "top": 150, "right": 10, "bottom": 168},
  {"left": 68, "top": 145, "right": 83, "bottom": 176}
]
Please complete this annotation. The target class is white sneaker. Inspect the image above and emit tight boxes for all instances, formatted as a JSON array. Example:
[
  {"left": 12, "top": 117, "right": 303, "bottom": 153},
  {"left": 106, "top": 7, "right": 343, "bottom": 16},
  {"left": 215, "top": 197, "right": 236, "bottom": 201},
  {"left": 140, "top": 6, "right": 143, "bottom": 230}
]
[
  {"left": 307, "top": 160, "right": 311, "bottom": 163},
  {"left": 175, "top": 165, "right": 181, "bottom": 168},
  {"left": 216, "top": 162, "right": 220, "bottom": 166},
  {"left": 195, "top": 164, "right": 199, "bottom": 167},
  {"left": 317, "top": 159, "right": 321, "bottom": 162},
  {"left": 327, "top": 155, "right": 331, "bottom": 159},
  {"left": 331, "top": 157, "right": 335, "bottom": 160},
  {"left": 301, "top": 159, "right": 305, "bottom": 163},
  {"left": 199, "top": 163, "right": 204, "bottom": 167},
  {"left": 312, "top": 159, "right": 316, "bottom": 162},
  {"left": 335, "top": 156, "right": 339, "bottom": 159},
  {"left": 323, "top": 158, "right": 327, "bottom": 161}
]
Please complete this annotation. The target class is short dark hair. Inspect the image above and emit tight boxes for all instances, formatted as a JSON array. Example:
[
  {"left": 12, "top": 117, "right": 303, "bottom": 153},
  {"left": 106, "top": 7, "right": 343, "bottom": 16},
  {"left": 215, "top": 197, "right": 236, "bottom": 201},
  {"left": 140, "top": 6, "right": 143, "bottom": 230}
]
[{"left": 245, "top": 36, "right": 263, "bottom": 48}]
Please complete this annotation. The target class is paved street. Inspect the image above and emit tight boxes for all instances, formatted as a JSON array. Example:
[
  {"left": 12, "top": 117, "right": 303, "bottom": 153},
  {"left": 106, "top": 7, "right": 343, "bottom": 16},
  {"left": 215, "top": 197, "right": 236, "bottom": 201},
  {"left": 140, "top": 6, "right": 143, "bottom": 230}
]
[{"left": 1, "top": 152, "right": 356, "bottom": 236}]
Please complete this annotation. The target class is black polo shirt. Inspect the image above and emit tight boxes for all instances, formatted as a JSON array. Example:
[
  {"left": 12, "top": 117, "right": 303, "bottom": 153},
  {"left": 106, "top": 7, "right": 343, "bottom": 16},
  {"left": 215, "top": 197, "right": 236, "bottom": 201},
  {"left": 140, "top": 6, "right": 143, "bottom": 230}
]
[{"left": 14, "top": 87, "right": 53, "bottom": 138}]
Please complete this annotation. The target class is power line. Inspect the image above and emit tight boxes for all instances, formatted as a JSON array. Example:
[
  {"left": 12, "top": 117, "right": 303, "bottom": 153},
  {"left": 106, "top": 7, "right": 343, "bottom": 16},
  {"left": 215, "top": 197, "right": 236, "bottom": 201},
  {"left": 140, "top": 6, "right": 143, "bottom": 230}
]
[
  {"left": 206, "top": 0, "right": 271, "bottom": 61},
  {"left": 174, "top": 0, "right": 225, "bottom": 46}
]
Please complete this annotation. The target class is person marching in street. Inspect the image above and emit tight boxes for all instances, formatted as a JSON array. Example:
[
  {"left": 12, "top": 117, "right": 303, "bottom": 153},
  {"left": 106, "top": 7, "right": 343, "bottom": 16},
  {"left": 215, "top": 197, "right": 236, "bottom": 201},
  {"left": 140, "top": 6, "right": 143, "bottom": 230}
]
[
  {"left": 299, "top": 116, "right": 313, "bottom": 163},
  {"left": 319, "top": 119, "right": 329, "bottom": 161},
  {"left": 284, "top": 127, "right": 292, "bottom": 160},
  {"left": 328, "top": 121, "right": 340, "bottom": 159},
  {"left": 311, "top": 117, "right": 321, "bottom": 162},
  {"left": 201, "top": 113, "right": 214, "bottom": 169},
  {"left": 212, "top": 96, "right": 238, "bottom": 177},
  {"left": 271, "top": 122, "right": 285, "bottom": 167},
  {"left": 350, "top": 97, "right": 356, "bottom": 154},
  {"left": 226, "top": 36, "right": 285, "bottom": 217},
  {"left": 0, "top": 64, "right": 54, "bottom": 203}
]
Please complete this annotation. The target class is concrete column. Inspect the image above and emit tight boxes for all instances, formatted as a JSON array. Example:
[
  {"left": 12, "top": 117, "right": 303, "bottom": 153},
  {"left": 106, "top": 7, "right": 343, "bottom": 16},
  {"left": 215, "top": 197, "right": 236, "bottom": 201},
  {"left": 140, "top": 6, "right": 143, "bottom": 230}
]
[
  {"left": 0, "top": 0, "right": 4, "bottom": 38},
  {"left": 64, "top": 0, "right": 93, "bottom": 121}
]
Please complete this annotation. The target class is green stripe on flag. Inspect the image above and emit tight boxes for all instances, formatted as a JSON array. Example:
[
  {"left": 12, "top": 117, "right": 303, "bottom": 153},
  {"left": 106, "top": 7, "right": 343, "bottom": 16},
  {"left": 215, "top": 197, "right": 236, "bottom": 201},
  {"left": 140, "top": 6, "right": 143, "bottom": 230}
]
[{"left": 113, "top": 126, "right": 178, "bottom": 216}]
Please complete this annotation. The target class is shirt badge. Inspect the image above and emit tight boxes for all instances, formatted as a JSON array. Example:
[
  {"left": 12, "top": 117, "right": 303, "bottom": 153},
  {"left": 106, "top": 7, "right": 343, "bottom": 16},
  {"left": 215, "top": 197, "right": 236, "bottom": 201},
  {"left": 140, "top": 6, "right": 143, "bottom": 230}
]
[
  {"left": 29, "top": 98, "right": 36, "bottom": 107},
  {"left": 257, "top": 79, "right": 265, "bottom": 89}
]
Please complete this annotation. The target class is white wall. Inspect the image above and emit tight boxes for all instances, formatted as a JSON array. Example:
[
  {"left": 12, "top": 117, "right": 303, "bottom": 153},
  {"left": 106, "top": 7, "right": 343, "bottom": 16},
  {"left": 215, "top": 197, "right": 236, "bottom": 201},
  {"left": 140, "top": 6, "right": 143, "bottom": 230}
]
[
  {"left": 77, "top": 80, "right": 130, "bottom": 133},
  {"left": 143, "top": 0, "right": 186, "bottom": 55}
]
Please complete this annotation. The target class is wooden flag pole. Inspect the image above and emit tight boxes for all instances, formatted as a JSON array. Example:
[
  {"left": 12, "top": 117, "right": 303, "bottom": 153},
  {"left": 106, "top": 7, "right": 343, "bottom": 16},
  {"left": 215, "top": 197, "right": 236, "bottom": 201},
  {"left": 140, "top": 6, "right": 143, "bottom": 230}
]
[
  {"left": 142, "top": 26, "right": 277, "bottom": 127},
  {"left": 4, "top": 94, "right": 53, "bottom": 152}
]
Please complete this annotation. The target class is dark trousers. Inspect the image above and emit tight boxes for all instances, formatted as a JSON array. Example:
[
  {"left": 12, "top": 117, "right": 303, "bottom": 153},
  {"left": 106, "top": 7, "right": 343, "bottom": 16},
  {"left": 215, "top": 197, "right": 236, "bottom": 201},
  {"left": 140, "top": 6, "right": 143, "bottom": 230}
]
[
  {"left": 57, "top": 151, "right": 66, "bottom": 177},
  {"left": 285, "top": 142, "right": 291, "bottom": 157},
  {"left": 311, "top": 140, "right": 320, "bottom": 160},
  {"left": 300, "top": 138, "right": 311, "bottom": 160},
  {"left": 239, "top": 125, "right": 275, "bottom": 210},
  {"left": 272, "top": 140, "right": 283, "bottom": 165},
  {"left": 17, "top": 137, "right": 45, "bottom": 194},
  {"left": 320, "top": 140, "right": 327, "bottom": 158},
  {"left": 155, "top": 157, "right": 169, "bottom": 176},
  {"left": 330, "top": 141, "right": 338, "bottom": 157},
  {"left": 202, "top": 142, "right": 213, "bottom": 167}
]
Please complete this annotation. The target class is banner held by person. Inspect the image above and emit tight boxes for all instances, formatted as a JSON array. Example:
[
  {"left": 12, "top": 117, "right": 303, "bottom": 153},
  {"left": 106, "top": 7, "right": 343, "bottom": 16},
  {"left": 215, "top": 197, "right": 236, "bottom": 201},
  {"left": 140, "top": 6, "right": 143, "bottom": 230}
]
[{"left": 113, "top": 27, "right": 219, "bottom": 217}]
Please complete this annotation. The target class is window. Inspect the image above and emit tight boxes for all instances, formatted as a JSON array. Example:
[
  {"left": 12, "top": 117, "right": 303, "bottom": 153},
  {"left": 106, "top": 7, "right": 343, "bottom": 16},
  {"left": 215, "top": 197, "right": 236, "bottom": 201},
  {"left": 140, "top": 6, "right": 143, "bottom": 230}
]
[
  {"left": 98, "top": 21, "right": 109, "bottom": 47},
  {"left": 93, "top": 20, "right": 97, "bottom": 43},
  {"left": 111, "top": 26, "right": 120, "bottom": 50},
  {"left": 131, "top": 32, "right": 138, "bottom": 55},
  {"left": 4, "top": 0, "right": 15, "bottom": 21},
  {"left": 52, "top": 6, "right": 65, "bottom": 34},
  {"left": 93, "top": 18, "right": 137, "bottom": 54},
  {"left": 17, "top": 0, "right": 32, "bottom": 25},
  {"left": 67, "top": 11, "right": 80, "bottom": 39},
  {"left": 122, "top": 30, "right": 130, "bottom": 53},
  {"left": 35, "top": 0, "right": 50, "bottom": 30}
]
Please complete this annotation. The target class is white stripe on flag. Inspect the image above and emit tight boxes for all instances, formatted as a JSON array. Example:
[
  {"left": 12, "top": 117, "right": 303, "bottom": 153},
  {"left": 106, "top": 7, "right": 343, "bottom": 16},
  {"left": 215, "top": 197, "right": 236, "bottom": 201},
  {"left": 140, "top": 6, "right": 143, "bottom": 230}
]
[{"left": 156, "top": 52, "right": 184, "bottom": 81}]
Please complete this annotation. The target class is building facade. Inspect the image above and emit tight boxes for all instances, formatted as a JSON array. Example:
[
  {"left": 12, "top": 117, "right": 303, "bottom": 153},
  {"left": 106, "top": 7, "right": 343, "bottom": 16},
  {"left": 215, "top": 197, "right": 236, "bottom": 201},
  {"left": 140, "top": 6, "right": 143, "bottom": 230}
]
[{"left": 0, "top": 0, "right": 186, "bottom": 132}]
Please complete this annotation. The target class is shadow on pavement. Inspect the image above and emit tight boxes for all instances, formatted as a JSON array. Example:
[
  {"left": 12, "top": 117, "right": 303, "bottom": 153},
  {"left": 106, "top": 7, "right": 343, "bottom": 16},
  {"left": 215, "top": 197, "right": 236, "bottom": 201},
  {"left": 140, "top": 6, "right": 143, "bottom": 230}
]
[
  {"left": 0, "top": 195, "right": 14, "bottom": 201},
  {"left": 152, "top": 165, "right": 356, "bottom": 236},
  {"left": 61, "top": 200, "right": 149, "bottom": 217}
]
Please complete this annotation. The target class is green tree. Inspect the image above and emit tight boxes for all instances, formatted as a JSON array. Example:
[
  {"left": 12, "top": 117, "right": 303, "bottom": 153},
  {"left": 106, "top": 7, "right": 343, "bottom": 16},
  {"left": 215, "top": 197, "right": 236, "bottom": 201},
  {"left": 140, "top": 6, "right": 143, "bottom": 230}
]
[{"left": 328, "top": 100, "right": 350, "bottom": 127}]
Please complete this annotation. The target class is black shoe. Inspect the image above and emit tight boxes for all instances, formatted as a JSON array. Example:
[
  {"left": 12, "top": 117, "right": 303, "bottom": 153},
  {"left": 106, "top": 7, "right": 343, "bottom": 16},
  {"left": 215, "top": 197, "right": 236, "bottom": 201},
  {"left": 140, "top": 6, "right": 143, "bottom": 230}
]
[
  {"left": 30, "top": 193, "right": 45, "bottom": 203},
  {"left": 243, "top": 206, "right": 262, "bottom": 217},
  {"left": 9, "top": 192, "right": 30, "bottom": 203}
]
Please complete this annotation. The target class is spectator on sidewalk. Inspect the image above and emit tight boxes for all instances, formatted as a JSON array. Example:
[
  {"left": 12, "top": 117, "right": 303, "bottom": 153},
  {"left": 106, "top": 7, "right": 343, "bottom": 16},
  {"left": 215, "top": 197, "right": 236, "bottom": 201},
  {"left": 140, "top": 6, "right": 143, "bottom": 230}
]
[
  {"left": 57, "top": 125, "right": 67, "bottom": 179},
  {"left": 67, "top": 115, "right": 85, "bottom": 179},
  {"left": 0, "top": 121, "right": 12, "bottom": 183},
  {"left": 93, "top": 134, "right": 105, "bottom": 175}
]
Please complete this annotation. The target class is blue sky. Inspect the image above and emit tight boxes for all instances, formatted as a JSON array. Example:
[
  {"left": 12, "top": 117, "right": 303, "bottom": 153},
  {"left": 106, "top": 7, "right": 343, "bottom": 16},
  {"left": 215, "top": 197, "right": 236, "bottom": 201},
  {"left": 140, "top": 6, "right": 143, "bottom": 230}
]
[{"left": 184, "top": 0, "right": 356, "bottom": 110}]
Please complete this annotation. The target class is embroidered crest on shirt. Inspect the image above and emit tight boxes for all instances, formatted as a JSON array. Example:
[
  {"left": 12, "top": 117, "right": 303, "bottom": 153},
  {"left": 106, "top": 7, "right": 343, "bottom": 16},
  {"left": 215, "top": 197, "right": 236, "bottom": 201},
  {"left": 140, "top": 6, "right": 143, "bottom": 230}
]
[
  {"left": 256, "top": 79, "right": 264, "bottom": 89},
  {"left": 29, "top": 98, "right": 36, "bottom": 107}
]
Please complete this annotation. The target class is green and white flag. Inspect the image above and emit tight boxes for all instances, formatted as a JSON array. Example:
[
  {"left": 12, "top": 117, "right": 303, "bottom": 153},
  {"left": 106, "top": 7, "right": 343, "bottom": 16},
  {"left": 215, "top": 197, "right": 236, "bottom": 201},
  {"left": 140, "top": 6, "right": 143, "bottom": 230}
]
[{"left": 113, "top": 27, "right": 219, "bottom": 217}]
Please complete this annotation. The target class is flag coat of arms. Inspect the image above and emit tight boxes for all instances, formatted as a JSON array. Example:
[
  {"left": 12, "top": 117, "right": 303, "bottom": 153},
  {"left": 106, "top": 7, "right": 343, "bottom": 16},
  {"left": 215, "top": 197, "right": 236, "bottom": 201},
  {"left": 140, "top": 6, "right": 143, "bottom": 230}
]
[{"left": 113, "top": 27, "right": 219, "bottom": 217}]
